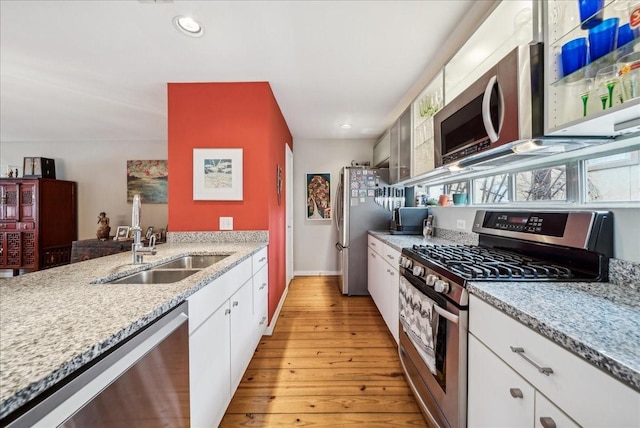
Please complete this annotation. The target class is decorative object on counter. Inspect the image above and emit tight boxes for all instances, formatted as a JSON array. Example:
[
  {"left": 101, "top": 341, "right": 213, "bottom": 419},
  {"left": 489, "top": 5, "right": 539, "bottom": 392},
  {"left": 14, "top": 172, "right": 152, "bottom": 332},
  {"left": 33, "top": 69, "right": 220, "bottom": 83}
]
[
  {"left": 438, "top": 194, "right": 452, "bottom": 207},
  {"left": 588, "top": 17, "right": 620, "bottom": 62},
  {"left": 0, "top": 165, "right": 19, "bottom": 178},
  {"left": 561, "top": 37, "right": 588, "bottom": 77},
  {"left": 306, "top": 173, "right": 331, "bottom": 220},
  {"left": 193, "top": 148, "right": 243, "bottom": 200},
  {"left": 452, "top": 193, "right": 469, "bottom": 205},
  {"left": 114, "top": 226, "right": 130, "bottom": 241},
  {"left": 22, "top": 157, "right": 55, "bottom": 178},
  {"left": 126, "top": 160, "right": 167, "bottom": 203},
  {"left": 578, "top": 0, "right": 604, "bottom": 29},
  {"left": 96, "top": 212, "right": 111, "bottom": 240},
  {"left": 423, "top": 215, "right": 434, "bottom": 239}
]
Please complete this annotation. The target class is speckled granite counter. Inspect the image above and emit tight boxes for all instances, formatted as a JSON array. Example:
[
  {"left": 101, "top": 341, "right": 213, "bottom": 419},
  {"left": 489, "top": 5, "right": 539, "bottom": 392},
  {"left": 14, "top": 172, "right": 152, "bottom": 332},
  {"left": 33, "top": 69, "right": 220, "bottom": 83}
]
[
  {"left": 369, "top": 229, "right": 640, "bottom": 392},
  {"left": 0, "top": 238, "right": 267, "bottom": 420}
]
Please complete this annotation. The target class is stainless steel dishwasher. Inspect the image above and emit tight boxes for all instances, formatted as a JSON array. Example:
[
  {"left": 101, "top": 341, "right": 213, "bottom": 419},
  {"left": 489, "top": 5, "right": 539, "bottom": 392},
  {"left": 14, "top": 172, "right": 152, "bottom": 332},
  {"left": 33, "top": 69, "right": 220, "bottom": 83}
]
[{"left": 7, "top": 302, "right": 190, "bottom": 427}]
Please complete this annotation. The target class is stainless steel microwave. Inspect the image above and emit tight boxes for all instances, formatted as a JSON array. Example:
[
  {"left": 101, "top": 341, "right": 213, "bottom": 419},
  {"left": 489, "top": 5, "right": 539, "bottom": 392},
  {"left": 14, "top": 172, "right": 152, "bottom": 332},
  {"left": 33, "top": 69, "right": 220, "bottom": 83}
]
[{"left": 434, "top": 43, "right": 544, "bottom": 167}]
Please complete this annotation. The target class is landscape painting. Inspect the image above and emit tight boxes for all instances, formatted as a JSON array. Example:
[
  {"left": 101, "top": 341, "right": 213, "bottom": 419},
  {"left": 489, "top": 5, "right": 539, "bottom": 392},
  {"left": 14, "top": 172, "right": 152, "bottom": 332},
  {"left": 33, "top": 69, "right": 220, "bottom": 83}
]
[
  {"left": 193, "top": 148, "right": 243, "bottom": 200},
  {"left": 126, "top": 160, "right": 168, "bottom": 203}
]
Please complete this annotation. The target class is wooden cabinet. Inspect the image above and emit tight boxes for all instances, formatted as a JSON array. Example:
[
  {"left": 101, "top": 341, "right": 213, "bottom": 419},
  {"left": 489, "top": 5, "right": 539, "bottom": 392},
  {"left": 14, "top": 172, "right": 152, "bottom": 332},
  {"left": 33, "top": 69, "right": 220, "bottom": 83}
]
[
  {"left": 0, "top": 178, "right": 77, "bottom": 273},
  {"left": 469, "top": 295, "right": 639, "bottom": 428},
  {"left": 367, "top": 235, "right": 399, "bottom": 343},
  {"left": 187, "top": 247, "right": 269, "bottom": 427}
]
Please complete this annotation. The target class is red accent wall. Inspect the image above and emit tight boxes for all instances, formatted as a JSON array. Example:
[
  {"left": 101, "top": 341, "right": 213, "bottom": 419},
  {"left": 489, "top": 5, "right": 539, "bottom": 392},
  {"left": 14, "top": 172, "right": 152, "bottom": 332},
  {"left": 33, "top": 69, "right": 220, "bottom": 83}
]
[{"left": 167, "top": 82, "right": 292, "bottom": 322}]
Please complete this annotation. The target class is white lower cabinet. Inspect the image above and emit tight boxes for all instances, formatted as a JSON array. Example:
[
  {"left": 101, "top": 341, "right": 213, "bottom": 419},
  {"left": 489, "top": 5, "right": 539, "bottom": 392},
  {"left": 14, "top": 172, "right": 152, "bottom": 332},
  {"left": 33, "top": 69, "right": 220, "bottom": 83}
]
[
  {"left": 469, "top": 295, "right": 639, "bottom": 428},
  {"left": 187, "top": 247, "right": 269, "bottom": 428},
  {"left": 367, "top": 235, "right": 399, "bottom": 343},
  {"left": 189, "top": 301, "right": 231, "bottom": 428}
]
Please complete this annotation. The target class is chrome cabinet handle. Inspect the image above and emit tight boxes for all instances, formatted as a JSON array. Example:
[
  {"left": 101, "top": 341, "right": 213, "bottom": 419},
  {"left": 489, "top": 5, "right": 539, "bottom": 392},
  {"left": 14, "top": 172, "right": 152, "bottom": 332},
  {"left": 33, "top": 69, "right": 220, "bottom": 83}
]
[
  {"left": 259, "top": 316, "right": 267, "bottom": 325},
  {"left": 259, "top": 282, "right": 267, "bottom": 290},
  {"left": 540, "top": 417, "right": 557, "bottom": 428},
  {"left": 509, "top": 388, "right": 523, "bottom": 398},
  {"left": 386, "top": 254, "right": 395, "bottom": 260},
  {"left": 259, "top": 257, "right": 266, "bottom": 262},
  {"left": 510, "top": 346, "right": 554, "bottom": 376},
  {"left": 225, "top": 308, "right": 231, "bottom": 315},
  {"left": 232, "top": 301, "right": 239, "bottom": 307},
  {"left": 387, "top": 269, "right": 395, "bottom": 276}
]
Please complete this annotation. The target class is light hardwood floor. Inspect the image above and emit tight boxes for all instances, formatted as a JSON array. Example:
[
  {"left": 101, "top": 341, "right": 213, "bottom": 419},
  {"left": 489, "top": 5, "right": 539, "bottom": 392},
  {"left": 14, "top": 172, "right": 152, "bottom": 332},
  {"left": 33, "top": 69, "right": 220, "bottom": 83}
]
[{"left": 220, "top": 275, "right": 428, "bottom": 427}]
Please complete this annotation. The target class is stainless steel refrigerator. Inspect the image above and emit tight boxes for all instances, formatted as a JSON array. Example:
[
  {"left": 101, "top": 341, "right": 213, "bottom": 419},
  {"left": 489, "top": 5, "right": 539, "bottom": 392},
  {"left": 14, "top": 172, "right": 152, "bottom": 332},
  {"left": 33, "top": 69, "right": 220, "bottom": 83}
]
[{"left": 335, "top": 167, "right": 392, "bottom": 295}]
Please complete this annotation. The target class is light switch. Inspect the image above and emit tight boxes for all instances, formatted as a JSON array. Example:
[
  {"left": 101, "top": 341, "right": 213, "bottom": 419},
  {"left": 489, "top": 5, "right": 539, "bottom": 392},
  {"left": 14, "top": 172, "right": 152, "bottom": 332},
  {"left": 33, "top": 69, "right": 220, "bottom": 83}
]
[{"left": 220, "top": 217, "right": 233, "bottom": 230}]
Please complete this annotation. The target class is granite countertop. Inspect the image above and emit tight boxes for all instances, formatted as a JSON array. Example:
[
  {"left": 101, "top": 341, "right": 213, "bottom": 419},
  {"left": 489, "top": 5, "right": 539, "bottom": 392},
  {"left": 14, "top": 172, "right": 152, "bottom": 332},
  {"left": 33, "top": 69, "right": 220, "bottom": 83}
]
[
  {"left": 0, "top": 240, "right": 267, "bottom": 420},
  {"left": 369, "top": 230, "right": 640, "bottom": 392}
]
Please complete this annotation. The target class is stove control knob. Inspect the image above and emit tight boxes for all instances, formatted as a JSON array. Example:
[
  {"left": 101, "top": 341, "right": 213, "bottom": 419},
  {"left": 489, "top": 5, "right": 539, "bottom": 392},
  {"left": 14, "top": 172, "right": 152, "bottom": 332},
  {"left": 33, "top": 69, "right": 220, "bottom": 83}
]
[
  {"left": 425, "top": 274, "right": 437, "bottom": 286},
  {"left": 435, "top": 279, "right": 450, "bottom": 294},
  {"left": 400, "top": 257, "right": 412, "bottom": 269},
  {"left": 412, "top": 266, "right": 424, "bottom": 277}
]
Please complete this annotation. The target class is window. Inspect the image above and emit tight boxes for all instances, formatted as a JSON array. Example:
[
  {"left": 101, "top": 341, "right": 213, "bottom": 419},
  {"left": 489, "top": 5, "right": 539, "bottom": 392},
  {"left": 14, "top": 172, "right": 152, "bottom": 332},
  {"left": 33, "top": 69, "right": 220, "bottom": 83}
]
[
  {"left": 514, "top": 166, "right": 567, "bottom": 202},
  {"left": 586, "top": 150, "right": 640, "bottom": 202}
]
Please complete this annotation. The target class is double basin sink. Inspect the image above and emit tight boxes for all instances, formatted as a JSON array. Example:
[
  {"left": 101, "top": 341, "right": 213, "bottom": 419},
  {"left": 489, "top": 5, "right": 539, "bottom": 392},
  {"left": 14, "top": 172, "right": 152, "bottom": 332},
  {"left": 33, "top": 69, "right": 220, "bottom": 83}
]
[{"left": 107, "top": 255, "right": 229, "bottom": 284}]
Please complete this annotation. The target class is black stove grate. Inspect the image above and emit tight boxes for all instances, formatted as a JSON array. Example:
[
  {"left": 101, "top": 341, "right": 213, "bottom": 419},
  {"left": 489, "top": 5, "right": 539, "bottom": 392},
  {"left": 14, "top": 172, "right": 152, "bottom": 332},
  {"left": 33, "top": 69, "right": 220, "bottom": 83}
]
[{"left": 409, "top": 244, "right": 577, "bottom": 281}]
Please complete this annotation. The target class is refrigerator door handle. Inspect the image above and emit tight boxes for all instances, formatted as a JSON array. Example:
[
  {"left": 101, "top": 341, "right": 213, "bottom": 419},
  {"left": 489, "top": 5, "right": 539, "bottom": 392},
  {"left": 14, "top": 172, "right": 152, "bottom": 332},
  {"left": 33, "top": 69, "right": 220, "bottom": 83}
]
[{"left": 335, "top": 242, "right": 348, "bottom": 251}]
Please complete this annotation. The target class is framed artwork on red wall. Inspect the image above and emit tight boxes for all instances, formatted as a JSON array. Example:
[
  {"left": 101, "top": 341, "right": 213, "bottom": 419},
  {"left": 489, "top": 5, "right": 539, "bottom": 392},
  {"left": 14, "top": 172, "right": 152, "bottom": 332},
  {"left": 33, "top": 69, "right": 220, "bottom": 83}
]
[{"left": 193, "top": 148, "right": 243, "bottom": 200}]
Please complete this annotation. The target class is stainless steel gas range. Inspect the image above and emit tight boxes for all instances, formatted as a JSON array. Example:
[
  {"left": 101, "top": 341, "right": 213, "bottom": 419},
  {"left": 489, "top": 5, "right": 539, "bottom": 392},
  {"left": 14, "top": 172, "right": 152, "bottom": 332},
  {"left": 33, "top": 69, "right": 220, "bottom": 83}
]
[{"left": 398, "top": 210, "right": 613, "bottom": 428}]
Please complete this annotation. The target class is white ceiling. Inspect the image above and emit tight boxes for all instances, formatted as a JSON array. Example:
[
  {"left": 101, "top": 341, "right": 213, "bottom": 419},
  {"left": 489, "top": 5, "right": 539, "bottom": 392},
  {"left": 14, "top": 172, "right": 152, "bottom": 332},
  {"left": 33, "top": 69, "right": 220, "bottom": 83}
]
[{"left": 0, "top": 0, "right": 491, "bottom": 143}]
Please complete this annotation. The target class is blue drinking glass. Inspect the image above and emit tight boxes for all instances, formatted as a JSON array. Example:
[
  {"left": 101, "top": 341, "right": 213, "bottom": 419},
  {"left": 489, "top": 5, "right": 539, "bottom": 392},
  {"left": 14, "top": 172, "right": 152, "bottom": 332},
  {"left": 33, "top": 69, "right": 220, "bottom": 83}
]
[
  {"left": 578, "top": 0, "right": 604, "bottom": 29},
  {"left": 589, "top": 18, "right": 619, "bottom": 62},
  {"left": 617, "top": 23, "right": 635, "bottom": 48},
  {"left": 562, "top": 37, "right": 588, "bottom": 77}
]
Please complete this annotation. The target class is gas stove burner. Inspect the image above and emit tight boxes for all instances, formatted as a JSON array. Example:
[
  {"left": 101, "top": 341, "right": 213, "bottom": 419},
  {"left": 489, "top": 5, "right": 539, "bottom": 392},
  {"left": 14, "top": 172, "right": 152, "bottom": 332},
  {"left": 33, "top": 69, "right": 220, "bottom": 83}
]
[{"left": 408, "top": 244, "right": 579, "bottom": 281}]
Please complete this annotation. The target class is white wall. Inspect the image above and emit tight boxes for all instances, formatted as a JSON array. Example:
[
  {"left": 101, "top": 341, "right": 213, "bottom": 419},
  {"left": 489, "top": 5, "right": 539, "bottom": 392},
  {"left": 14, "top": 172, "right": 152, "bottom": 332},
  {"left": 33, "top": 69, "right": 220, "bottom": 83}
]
[
  {"left": 0, "top": 140, "right": 167, "bottom": 240},
  {"left": 293, "top": 138, "right": 376, "bottom": 275}
]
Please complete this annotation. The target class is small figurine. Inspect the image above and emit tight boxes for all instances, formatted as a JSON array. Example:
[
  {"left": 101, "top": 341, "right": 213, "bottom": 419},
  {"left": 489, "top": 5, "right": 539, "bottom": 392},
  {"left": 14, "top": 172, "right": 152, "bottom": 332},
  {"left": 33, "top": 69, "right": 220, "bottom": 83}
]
[{"left": 96, "top": 212, "right": 111, "bottom": 240}]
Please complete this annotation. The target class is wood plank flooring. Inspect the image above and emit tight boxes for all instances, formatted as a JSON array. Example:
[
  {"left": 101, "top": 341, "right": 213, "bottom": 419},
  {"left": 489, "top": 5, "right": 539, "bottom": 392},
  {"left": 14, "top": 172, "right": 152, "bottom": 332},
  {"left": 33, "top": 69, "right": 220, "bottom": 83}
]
[{"left": 220, "top": 276, "right": 428, "bottom": 427}]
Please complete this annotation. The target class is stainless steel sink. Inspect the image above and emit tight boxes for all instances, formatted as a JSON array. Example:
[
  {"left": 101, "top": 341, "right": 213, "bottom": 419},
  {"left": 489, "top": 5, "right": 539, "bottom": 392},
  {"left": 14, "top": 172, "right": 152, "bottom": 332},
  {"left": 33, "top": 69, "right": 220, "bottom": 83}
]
[
  {"left": 108, "top": 269, "right": 200, "bottom": 284},
  {"left": 155, "top": 254, "right": 229, "bottom": 269}
]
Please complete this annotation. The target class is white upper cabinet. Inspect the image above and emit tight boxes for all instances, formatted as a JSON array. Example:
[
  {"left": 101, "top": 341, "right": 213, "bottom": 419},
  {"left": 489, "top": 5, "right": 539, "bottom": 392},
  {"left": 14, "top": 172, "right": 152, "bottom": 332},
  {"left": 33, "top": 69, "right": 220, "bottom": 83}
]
[
  {"left": 544, "top": 0, "right": 640, "bottom": 137},
  {"left": 445, "top": 0, "right": 539, "bottom": 103},
  {"left": 412, "top": 71, "right": 443, "bottom": 177}
]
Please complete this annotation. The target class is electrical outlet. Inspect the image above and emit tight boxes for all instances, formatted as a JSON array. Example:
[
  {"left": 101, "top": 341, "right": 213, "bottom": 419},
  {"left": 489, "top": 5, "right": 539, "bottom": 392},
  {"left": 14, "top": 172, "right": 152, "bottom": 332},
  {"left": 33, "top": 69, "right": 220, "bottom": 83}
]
[
  {"left": 457, "top": 219, "right": 466, "bottom": 230},
  {"left": 219, "top": 217, "right": 233, "bottom": 230}
]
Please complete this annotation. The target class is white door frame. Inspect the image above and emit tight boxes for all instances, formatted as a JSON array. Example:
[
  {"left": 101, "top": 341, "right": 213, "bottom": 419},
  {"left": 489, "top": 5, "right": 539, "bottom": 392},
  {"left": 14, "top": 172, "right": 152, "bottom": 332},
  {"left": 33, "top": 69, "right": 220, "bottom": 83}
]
[{"left": 285, "top": 143, "right": 293, "bottom": 286}]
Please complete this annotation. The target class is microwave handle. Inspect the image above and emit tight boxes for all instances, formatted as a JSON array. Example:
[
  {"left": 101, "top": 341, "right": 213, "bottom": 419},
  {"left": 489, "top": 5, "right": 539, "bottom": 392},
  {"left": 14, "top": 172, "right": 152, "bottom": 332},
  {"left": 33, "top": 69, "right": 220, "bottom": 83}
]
[{"left": 481, "top": 75, "right": 504, "bottom": 143}]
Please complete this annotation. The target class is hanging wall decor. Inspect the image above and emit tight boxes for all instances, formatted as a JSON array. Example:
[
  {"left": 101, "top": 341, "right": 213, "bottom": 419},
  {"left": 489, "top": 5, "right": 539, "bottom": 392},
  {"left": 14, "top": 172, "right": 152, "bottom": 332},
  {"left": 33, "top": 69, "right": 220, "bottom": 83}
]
[
  {"left": 126, "top": 160, "right": 168, "bottom": 203},
  {"left": 306, "top": 173, "right": 331, "bottom": 220},
  {"left": 193, "top": 148, "right": 243, "bottom": 200}
]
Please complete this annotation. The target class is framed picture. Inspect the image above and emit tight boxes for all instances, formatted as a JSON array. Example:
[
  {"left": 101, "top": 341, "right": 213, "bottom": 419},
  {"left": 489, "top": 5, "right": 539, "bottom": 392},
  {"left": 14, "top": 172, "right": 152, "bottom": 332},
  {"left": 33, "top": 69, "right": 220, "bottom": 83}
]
[
  {"left": 114, "top": 226, "right": 130, "bottom": 241},
  {"left": 306, "top": 173, "right": 331, "bottom": 220},
  {"left": 127, "top": 160, "right": 168, "bottom": 203},
  {"left": 193, "top": 148, "right": 243, "bottom": 200}
]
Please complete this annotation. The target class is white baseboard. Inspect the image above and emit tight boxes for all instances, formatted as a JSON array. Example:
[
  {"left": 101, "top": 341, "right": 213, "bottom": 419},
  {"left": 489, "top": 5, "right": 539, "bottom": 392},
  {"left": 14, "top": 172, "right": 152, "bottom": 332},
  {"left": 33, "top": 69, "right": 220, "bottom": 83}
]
[
  {"left": 264, "top": 283, "right": 289, "bottom": 336},
  {"left": 293, "top": 270, "right": 340, "bottom": 276}
]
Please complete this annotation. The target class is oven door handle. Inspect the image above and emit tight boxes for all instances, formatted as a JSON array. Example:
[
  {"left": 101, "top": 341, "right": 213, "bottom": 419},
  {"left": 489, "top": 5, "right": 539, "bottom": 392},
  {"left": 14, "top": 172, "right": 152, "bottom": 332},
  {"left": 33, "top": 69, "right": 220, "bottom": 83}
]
[{"left": 434, "top": 305, "right": 459, "bottom": 325}]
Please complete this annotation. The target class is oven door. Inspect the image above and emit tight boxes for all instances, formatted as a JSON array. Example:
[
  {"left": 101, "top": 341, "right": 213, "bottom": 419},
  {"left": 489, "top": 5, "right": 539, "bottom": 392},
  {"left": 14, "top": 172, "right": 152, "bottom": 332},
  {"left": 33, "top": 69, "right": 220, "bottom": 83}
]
[{"left": 398, "top": 274, "right": 467, "bottom": 428}]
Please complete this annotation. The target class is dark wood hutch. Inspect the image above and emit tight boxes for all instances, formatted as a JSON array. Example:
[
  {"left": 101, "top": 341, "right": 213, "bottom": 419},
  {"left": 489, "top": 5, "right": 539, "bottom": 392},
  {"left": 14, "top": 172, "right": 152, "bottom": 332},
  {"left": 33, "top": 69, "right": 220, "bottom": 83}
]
[{"left": 0, "top": 178, "right": 77, "bottom": 275}]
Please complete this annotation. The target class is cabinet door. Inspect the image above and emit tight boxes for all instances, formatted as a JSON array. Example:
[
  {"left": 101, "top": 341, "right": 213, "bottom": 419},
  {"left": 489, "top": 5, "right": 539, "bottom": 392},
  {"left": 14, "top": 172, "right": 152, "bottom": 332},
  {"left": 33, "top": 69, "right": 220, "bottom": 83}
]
[
  {"left": 253, "top": 263, "right": 268, "bottom": 343},
  {"left": 0, "top": 183, "right": 19, "bottom": 221},
  {"left": 389, "top": 121, "right": 399, "bottom": 184},
  {"left": 535, "top": 393, "right": 580, "bottom": 428},
  {"left": 230, "top": 279, "right": 255, "bottom": 392},
  {"left": 381, "top": 260, "right": 399, "bottom": 343},
  {"left": 468, "top": 334, "right": 535, "bottom": 428},
  {"left": 189, "top": 301, "right": 231, "bottom": 428},
  {"left": 367, "top": 246, "right": 383, "bottom": 316},
  {"left": 398, "top": 107, "right": 412, "bottom": 181}
]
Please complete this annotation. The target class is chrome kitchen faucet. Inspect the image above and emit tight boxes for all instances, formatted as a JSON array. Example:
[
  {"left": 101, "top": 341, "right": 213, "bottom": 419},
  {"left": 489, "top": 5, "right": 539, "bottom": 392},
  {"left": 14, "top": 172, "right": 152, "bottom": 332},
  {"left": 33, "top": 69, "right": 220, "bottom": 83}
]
[{"left": 131, "top": 194, "right": 157, "bottom": 264}]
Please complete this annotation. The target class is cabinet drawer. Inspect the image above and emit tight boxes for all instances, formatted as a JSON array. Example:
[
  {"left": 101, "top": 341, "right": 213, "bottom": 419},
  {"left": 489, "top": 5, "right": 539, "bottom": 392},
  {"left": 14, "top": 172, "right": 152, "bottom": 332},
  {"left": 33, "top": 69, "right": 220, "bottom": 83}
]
[
  {"left": 469, "top": 295, "right": 639, "bottom": 427},
  {"left": 188, "top": 257, "right": 251, "bottom": 333},
  {"left": 252, "top": 247, "right": 267, "bottom": 274},
  {"left": 367, "top": 235, "right": 382, "bottom": 252},
  {"left": 382, "top": 243, "right": 400, "bottom": 269}
]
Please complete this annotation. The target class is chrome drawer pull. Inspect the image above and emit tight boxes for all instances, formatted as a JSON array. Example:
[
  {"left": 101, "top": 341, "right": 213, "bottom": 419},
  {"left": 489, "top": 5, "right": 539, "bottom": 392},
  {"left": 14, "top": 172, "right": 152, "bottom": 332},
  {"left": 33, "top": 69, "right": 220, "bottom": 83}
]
[
  {"left": 540, "top": 417, "right": 557, "bottom": 428},
  {"left": 510, "top": 346, "right": 554, "bottom": 376},
  {"left": 509, "top": 388, "right": 523, "bottom": 398}
]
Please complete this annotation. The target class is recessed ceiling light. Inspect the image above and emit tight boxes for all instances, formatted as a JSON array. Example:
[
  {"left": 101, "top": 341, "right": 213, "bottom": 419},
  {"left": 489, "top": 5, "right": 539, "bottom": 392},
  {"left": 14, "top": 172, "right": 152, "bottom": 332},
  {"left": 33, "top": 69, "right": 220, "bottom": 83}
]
[
  {"left": 339, "top": 123, "right": 352, "bottom": 129},
  {"left": 174, "top": 15, "right": 204, "bottom": 37}
]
